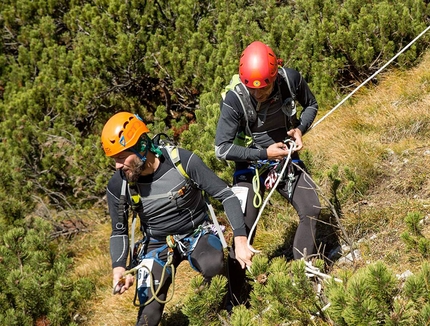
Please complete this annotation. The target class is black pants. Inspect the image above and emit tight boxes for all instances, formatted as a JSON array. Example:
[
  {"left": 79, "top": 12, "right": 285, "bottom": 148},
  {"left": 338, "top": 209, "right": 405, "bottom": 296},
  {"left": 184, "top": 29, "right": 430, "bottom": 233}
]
[
  {"left": 228, "top": 160, "right": 321, "bottom": 306},
  {"left": 135, "top": 233, "right": 224, "bottom": 326}
]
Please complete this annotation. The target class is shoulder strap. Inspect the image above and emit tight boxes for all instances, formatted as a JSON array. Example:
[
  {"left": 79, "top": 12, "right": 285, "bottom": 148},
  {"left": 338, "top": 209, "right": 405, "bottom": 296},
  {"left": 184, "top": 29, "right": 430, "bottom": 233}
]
[
  {"left": 278, "top": 67, "right": 300, "bottom": 129},
  {"left": 118, "top": 178, "right": 128, "bottom": 226},
  {"left": 278, "top": 67, "right": 296, "bottom": 100},
  {"left": 118, "top": 178, "right": 141, "bottom": 265},
  {"left": 118, "top": 178, "right": 143, "bottom": 218},
  {"left": 163, "top": 145, "right": 190, "bottom": 180},
  {"left": 221, "top": 74, "right": 241, "bottom": 100},
  {"left": 152, "top": 133, "right": 190, "bottom": 181},
  {"left": 229, "top": 89, "right": 255, "bottom": 139},
  {"left": 235, "top": 83, "right": 257, "bottom": 124},
  {"left": 222, "top": 74, "right": 258, "bottom": 142},
  {"left": 222, "top": 74, "right": 257, "bottom": 126}
]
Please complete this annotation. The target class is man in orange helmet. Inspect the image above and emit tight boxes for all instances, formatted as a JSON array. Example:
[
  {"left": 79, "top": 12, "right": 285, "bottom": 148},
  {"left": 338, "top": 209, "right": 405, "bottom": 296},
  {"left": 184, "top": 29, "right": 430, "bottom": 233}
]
[
  {"left": 215, "top": 41, "right": 321, "bottom": 307},
  {"left": 101, "top": 112, "right": 253, "bottom": 325}
]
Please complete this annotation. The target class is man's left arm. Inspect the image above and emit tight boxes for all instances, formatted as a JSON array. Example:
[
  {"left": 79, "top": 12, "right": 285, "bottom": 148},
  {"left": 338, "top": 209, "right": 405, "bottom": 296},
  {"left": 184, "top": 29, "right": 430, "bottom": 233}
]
[
  {"left": 184, "top": 150, "right": 247, "bottom": 234},
  {"left": 183, "top": 150, "right": 253, "bottom": 267},
  {"left": 293, "top": 72, "right": 319, "bottom": 135}
]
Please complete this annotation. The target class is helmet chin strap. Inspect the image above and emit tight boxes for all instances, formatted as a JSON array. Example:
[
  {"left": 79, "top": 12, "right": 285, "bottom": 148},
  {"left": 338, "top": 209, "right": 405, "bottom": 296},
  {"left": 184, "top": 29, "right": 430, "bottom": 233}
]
[
  {"left": 131, "top": 134, "right": 163, "bottom": 162},
  {"left": 130, "top": 135, "right": 152, "bottom": 163},
  {"left": 131, "top": 147, "right": 148, "bottom": 163}
]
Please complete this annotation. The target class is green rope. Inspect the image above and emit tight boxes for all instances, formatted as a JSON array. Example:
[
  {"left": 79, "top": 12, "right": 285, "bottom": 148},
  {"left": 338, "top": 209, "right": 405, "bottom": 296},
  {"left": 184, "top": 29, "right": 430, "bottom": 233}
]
[
  {"left": 251, "top": 162, "right": 272, "bottom": 208},
  {"left": 122, "top": 251, "right": 176, "bottom": 307}
]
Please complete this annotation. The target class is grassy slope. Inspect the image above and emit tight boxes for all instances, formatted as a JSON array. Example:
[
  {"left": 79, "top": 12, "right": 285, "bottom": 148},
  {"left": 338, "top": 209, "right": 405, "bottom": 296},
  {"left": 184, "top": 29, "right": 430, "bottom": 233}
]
[
  {"left": 70, "top": 51, "right": 430, "bottom": 325},
  {"left": 305, "top": 51, "right": 430, "bottom": 275}
]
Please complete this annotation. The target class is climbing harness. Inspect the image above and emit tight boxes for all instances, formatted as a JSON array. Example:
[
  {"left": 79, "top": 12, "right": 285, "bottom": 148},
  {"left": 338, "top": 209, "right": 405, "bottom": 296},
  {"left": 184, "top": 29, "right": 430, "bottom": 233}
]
[
  {"left": 237, "top": 138, "right": 297, "bottom": 210},
  {"left": 114, "top": 222, "right": 219, "bottom": 306},
  {"left": 234, "top": 160, "right": 280, "bottom": 209},
  {"left": 166, "top": 222, "right": 217, "bottom": 261},
  {"left": 247, "top": 138, "right": 297, "bottom": 254},
  {"left": 113, "top": 237, "right": 176, "bottom": 306}
]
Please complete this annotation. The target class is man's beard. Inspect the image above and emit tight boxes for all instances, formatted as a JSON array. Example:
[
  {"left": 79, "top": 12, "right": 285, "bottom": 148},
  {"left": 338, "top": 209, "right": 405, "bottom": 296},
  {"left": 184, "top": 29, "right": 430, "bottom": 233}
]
[{"left": 125, "top": 157, "right": 146, "bottom": 183}]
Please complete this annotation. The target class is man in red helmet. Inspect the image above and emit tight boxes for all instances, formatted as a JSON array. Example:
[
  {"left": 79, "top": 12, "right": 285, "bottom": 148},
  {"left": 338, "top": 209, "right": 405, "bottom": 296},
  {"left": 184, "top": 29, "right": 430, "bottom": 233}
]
[{"left": 215, "top": 41, "right": 321, "bottom": 307}]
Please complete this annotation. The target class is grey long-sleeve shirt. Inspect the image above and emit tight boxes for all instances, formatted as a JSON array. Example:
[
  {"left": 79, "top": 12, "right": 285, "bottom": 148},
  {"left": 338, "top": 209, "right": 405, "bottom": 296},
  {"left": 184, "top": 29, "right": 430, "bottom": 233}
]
[
  {"left": 106, "top": 147, "right": 246, "bottom": 268},
  {"left": 215, "top": 67, "right": 318, "bottom": 162}
]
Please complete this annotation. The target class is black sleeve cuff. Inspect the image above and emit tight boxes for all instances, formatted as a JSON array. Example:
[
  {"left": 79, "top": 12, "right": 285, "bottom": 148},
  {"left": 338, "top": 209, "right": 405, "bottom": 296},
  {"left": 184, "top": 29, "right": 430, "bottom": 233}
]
[{"left": 233, "top": 228, "right": 248, "bottom": 237}]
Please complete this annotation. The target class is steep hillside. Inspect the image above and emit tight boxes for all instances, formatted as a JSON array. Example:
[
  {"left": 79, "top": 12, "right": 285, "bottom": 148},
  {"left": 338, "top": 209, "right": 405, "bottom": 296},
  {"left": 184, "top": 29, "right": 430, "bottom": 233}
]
[
  {"left": 305, "top": 52, "right": 430, "bottom": 275},
  {"left": 71, "top": 51, "right": 430, "bottom": 325}
]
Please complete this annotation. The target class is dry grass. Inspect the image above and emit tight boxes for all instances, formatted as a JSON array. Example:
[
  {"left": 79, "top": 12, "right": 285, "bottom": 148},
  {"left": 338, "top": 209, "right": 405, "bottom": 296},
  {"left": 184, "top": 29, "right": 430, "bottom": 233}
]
[
  {"left": 305, "top": 52, "right": 430, "bottom": 276},
  {"left": 70, "top": 52, "right": 430, "bottom": 325}
]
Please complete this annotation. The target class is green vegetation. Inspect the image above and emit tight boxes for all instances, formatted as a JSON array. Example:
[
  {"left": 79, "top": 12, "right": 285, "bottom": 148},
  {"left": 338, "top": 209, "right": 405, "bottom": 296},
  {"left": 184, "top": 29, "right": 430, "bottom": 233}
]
[{"left": 1, "top": 0, "right": 430, "bottom": 325}]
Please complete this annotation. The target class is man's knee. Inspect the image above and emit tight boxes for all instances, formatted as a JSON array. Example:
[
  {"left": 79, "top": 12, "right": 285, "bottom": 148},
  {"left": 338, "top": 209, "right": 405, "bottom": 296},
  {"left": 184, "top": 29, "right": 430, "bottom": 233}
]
[{"left": 190, "top": 234, "right": 224, "bottom": 278}]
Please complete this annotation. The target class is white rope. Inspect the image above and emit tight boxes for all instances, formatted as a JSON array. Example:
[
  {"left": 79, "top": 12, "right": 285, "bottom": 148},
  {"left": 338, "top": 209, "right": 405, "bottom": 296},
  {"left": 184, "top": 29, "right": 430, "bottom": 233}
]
[
  {"left": 310, "top": 24, "right": 430, "bottom": 131},
  {"left": 247, "top": 139, "right": 297, "bottom": 253},
  {"left": 304, "top": 260, "right": 343, "bottom": 283}
]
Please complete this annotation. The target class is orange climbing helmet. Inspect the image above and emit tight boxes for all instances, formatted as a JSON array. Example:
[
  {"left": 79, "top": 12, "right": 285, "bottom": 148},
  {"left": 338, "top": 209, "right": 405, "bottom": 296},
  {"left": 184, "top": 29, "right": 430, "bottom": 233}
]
[
  {"left": 101, "top": 112, "right": 150, "bottom": 157},
  {"left": 239, "top": 41, "right": 278, "bottom": 89}
]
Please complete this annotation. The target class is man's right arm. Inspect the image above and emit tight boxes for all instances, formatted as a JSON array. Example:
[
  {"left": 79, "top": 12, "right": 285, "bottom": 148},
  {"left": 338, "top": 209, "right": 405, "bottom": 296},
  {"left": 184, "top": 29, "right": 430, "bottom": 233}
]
[
  {"left": 215, "top": 93, "right": 267, "bottom": 162},
  {"left": 106, "top": 172, "right": 136, "bottom": 295},
  {"left": 106, "top": 172, "right": 130, "bottom": 270}
]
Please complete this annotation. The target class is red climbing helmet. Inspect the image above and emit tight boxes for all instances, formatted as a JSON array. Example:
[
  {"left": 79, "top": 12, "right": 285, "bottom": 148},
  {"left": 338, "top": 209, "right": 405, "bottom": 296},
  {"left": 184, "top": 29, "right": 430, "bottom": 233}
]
[{"left": 239, "top": 41, "right": 278, "bottom": 89}]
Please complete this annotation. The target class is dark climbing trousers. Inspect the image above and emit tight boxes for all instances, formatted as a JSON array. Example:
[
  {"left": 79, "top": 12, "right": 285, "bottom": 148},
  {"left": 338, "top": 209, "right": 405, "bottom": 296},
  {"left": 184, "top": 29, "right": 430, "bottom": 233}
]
[
  {"left": 135, "top": 233, "right": 223, "bottom": 326},
  {"left": 228, "top": 160, "right": 321, "bottom": 306}
]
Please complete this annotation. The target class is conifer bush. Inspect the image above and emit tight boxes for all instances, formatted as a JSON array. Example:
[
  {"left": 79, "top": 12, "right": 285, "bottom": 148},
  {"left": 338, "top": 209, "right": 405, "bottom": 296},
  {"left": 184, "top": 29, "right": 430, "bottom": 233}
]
[
  {"left": 326, "top": 262, "right": 404, "bottom": 325},
  {"left": 182, "top": 274, "right": 228, "bottom": 325},
  {"left": 401, "top": 212, "right": 430, "bottom": 259},
  {"left": 0, "top": 217, "right": 94, "bottom": 325}
]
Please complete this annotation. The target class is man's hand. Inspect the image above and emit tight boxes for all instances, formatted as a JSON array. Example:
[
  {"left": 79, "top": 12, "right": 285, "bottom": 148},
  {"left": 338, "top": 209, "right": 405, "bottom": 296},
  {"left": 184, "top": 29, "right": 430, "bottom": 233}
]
[
  {"left": 266, "top": 142, "right": 291, "bottom": 160},
  {"left": 287, "top": 128, "right": 303, "bottom": 151},
  {"left": 233, "top": 236, "right": 254, "bottom": 269},
  {"left": 113, "top": 266, "right": 134, "bottom": 295}
]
